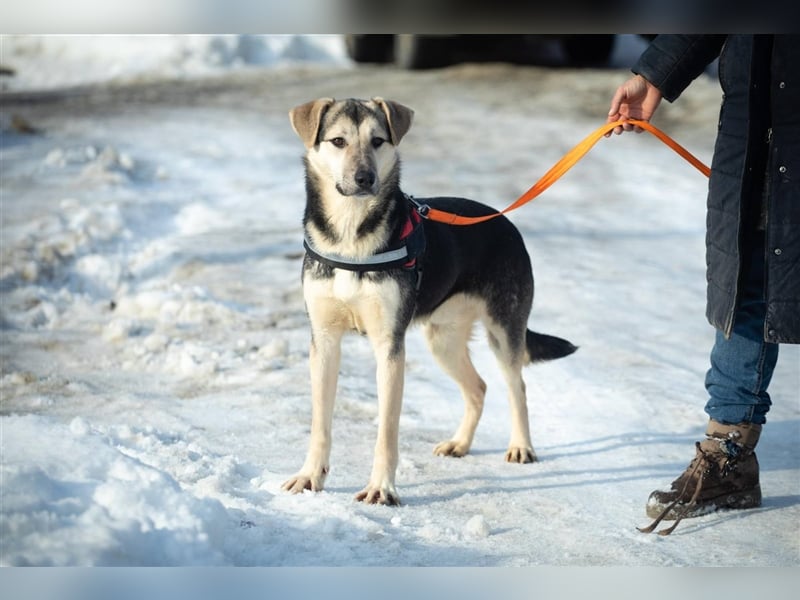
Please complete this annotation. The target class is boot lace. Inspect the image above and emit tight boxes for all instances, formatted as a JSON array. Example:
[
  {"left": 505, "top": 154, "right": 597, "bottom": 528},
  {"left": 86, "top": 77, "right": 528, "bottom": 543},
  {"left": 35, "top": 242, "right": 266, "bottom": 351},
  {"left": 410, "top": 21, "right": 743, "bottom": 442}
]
[{"left": 638, "top": 440, "right": 738, "bottom": 536}]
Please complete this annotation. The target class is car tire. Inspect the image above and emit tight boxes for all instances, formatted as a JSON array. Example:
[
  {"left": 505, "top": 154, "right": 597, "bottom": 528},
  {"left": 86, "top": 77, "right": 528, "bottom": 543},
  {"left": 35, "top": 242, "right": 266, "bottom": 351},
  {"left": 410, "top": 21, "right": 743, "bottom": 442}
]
[
  {"left": 394, "top": 35, "right": 454, "bottom": 70},
  {"left": 561, "top": 35, "right": 615, "bottom": 67},
  {"left": 344, "top": 34, "right": 394, "bottom": 63}
]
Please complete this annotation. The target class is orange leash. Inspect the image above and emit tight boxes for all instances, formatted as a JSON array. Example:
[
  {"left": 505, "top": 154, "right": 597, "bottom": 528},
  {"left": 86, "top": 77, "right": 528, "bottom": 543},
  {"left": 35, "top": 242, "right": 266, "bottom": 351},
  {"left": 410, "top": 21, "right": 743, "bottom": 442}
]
[{"left": 417, "top": 119, "right": 711, "bottom": 226}]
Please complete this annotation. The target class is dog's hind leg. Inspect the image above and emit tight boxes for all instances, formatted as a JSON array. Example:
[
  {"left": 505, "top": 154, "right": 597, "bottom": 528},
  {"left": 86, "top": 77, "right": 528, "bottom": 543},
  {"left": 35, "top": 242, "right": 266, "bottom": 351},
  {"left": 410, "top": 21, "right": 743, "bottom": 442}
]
[
  {"left": 424, "top": 298, "right": 487, "bottom": 458},
  {"left": 483, "top": 318, "right": 537, "bottom": 463}
]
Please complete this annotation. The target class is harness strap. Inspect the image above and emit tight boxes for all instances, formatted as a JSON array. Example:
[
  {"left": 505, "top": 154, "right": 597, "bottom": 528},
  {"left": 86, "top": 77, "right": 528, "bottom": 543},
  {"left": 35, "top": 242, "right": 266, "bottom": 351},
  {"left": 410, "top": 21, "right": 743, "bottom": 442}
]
[
  {"left": 414, "top": 119, "right": 711, "bottom": 226},
  {"left": 303, "top": 205, "right": 425, "bottom": 272}
]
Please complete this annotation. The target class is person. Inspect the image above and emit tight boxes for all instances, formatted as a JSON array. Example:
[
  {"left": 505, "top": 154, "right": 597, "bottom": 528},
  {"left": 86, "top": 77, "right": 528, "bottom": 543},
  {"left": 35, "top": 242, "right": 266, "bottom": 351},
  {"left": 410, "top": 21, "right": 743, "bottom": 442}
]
[{"left": 606, "top": 35, "right": 799, "bottom": 534}]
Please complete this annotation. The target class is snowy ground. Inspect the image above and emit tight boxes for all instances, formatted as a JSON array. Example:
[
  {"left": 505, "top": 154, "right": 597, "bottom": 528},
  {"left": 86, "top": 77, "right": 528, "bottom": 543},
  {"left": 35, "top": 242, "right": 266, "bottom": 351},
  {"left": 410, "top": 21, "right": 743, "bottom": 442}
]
[{"left": 1, "top": 35, "right": 798, "bottom": 568}]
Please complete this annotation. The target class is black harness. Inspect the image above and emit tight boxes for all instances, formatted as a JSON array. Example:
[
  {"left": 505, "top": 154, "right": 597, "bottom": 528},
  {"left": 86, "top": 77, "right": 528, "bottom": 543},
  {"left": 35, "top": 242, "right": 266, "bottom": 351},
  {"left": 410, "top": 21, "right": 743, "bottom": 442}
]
[{"left": 303, "top": 198, "right": 426, "bottom": 282}]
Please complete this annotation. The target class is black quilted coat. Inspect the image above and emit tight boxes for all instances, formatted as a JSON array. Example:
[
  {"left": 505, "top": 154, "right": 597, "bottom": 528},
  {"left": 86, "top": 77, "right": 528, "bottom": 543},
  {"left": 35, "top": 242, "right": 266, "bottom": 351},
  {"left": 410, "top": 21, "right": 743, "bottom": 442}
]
[{"left": 633, "top": 35, "right": 799, "bottom": 344}]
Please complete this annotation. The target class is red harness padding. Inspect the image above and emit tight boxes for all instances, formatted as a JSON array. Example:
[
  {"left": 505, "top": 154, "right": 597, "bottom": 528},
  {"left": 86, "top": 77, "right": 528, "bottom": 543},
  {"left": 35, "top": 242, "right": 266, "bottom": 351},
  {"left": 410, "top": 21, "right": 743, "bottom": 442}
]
[{"left": 400, "top": 208, "right": 423, "bottom": 269}]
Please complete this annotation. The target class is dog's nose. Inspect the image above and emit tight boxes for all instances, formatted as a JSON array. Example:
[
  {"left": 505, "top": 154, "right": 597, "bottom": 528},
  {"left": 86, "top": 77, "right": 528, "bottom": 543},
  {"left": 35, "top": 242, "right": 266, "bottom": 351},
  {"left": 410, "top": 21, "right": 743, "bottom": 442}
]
[{"left": 354, "top": 168, "right": 376, "bottom": 190}]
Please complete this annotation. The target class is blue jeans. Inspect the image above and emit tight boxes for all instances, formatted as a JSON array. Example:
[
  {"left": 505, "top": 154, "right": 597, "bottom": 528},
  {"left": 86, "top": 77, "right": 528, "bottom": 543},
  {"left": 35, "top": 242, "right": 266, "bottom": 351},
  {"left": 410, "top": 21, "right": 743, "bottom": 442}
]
[{"left": 704, "top": 234, "right": 779, "bottom": 426}]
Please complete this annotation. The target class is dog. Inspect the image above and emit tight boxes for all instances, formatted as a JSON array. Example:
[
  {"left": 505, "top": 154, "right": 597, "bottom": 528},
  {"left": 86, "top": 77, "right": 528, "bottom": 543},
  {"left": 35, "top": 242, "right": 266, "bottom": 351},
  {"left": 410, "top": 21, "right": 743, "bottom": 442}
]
[{"left": 282, "top": 97, "right": 576, "bottom": 505}]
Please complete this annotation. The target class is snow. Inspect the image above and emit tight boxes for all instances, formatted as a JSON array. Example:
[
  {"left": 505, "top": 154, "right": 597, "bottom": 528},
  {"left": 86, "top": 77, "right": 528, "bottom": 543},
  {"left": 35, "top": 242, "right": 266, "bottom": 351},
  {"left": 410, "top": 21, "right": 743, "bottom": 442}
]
[
  {"left": 0, "top": 34, "right": 348, "bottom": 92},
  {"left": 1, "top": 34, "right": 798, "bottom": 572}
]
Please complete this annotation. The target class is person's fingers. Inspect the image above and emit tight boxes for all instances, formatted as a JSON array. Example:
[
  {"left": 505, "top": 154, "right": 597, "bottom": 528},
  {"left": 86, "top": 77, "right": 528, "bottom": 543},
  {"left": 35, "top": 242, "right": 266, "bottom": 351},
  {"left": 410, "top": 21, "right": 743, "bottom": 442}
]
[
  {"left": 606, "top": 86, "right": 628, "bottom": 136},
  {"left": 607, "top": 120, "right": 640, "bottom": 137},
  {"left": 607, "top": 86, "right": 627, "bottom": 121}
]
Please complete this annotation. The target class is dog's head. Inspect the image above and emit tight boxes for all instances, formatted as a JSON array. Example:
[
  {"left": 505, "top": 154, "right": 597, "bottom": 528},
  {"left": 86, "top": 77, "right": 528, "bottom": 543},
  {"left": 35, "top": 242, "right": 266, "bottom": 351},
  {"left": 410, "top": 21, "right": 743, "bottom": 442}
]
[{"left": 289, "top": 97, "right": 414, "bottom": 197}]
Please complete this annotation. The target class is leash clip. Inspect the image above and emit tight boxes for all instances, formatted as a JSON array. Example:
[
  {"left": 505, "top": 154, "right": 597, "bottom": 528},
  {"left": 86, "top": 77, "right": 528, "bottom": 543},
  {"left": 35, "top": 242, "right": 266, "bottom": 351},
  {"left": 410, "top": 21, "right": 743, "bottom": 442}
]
[{"left": 406, "top": 194, "right": 430, "bottom": 219}]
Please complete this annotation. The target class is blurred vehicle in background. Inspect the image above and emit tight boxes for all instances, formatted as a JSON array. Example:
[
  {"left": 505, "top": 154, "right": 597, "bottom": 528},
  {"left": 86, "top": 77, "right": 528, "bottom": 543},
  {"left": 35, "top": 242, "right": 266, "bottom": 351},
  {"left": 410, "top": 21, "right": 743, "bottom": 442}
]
[{"left": 344, "top": 34, "right": 621, "bottom": 69}]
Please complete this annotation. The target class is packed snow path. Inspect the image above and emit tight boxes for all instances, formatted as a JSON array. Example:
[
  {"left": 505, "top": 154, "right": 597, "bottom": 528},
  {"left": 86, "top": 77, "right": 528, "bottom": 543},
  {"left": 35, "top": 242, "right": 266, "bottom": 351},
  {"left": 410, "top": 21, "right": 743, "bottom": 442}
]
[{"left": 2, "top": 47, "right": 798, "bottom": 566}]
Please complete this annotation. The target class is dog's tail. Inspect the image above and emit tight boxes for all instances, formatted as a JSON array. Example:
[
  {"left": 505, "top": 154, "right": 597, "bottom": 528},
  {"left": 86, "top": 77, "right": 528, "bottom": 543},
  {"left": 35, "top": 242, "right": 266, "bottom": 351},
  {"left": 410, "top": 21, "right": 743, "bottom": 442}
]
[{"left": 525, "top": 330, "right": 578, "bottom": 363}]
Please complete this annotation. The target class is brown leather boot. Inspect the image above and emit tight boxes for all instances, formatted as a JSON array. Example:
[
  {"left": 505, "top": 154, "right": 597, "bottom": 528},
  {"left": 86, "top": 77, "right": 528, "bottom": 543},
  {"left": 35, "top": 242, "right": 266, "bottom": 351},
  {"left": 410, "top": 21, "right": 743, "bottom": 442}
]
[{"left": 639, "top": 420, "right": 761, "bottom": 535}]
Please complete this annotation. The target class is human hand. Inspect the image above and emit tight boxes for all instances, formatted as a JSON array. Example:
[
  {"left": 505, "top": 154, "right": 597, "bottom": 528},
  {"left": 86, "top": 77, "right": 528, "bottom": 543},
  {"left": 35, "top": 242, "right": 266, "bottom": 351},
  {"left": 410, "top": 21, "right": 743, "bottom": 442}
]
[{"left": 605, "top": 74, "right": 663, "bottom": 136}]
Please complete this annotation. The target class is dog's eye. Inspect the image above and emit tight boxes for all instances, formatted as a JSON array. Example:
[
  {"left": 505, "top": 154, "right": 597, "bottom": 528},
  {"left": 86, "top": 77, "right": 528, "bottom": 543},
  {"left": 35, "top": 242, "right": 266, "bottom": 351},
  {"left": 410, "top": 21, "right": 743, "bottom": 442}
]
[
  {"left": 329, "top": 137, "right": 346, "bottom": 148},
  {"left": 371, "top": 137, "right": 386, "bottom": 149}
]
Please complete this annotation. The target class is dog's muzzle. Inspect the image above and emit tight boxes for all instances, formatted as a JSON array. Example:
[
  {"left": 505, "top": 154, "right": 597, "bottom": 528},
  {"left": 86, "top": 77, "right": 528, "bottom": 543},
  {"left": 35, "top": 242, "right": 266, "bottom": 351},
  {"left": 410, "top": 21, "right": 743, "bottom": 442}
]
[
  {"left": 354, "top": 168, "right": 376, "bottom": 191},
  {"left": 337, "top": 166, "right": 378, "bottom": 197}
]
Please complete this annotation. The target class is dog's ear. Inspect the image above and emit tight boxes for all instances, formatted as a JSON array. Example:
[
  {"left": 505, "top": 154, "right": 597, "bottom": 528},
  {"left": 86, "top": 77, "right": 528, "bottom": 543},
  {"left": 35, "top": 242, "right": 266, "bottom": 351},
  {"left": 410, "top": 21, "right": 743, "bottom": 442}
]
[
  {"left": 373, "top": 97, "right": 414, "bottom": 145},
  {"left": 289, "top": 98, "right": 335, "bottom": 148}
]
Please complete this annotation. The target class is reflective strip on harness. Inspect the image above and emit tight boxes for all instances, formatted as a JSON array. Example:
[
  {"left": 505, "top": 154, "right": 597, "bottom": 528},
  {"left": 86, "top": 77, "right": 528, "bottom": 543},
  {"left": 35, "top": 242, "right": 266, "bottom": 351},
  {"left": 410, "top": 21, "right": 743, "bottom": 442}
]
[
  {"left": 304, "top": 237, "right": 410, "bottom": 268},
  {"left": 303, "top": 210, "right": 425, "bottom": 272}
]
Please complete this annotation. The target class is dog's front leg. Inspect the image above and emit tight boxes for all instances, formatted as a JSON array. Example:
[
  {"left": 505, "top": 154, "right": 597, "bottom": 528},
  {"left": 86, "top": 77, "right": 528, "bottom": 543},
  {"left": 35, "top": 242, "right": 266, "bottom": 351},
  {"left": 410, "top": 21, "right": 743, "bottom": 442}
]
[
  {"left": 355, "top": 339, "right": 405, "bottom": 506},
  {"left": 282, "top": 329, "right": 342, "bottom": 494}
]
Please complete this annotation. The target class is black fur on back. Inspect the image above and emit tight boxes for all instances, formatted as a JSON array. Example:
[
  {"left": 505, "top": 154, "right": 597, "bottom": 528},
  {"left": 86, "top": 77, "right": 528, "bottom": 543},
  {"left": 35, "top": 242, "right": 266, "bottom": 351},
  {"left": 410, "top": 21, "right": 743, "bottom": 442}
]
[{"left": 412, "top": 196, "right": 576, "bottom": 364}]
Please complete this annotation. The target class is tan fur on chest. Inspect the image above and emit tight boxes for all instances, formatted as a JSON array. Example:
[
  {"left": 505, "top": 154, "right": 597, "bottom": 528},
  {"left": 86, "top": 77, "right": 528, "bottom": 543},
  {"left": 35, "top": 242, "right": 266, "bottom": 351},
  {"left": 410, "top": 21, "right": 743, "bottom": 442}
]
[{"left": 304, "top": 271, "right": 402, "bottom": 336}]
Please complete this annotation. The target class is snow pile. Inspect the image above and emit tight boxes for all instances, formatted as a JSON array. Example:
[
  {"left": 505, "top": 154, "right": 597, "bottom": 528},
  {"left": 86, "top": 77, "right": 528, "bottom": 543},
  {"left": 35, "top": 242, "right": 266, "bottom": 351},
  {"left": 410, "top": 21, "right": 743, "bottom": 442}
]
[
  {"left": 2, "top": 414, "right": 229, "bottom": 566},
  {"left": 1, "top": 35, "right": 348, "bottom": 92}
]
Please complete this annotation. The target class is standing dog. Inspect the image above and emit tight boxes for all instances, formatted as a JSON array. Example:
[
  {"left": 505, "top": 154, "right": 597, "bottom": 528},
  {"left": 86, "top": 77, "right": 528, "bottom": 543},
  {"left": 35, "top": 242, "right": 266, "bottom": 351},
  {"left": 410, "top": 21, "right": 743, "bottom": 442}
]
[{"left": 283, "top": 97, "right": 576, "bottom": 505}]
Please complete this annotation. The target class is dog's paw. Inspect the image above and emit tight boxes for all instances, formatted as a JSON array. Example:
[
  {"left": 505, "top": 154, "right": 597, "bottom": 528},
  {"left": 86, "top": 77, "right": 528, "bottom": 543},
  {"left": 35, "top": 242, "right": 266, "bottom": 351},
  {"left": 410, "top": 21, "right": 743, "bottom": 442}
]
[
  {"left": 282, "top": 473, "right": 324, "bottom": 494},
  {"left": 354, "top": 484, "right": 401, "bottom": 506},
  {"left": 505, "top": 446, "right": 537, "bottom": 463},
  {"left": 433, "top": 440, "right": 470, "bottom": 458}
]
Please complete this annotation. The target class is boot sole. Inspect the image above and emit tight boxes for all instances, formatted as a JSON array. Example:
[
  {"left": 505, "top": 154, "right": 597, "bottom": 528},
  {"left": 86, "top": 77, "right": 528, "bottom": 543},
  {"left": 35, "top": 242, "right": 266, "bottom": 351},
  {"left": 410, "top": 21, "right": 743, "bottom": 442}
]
[{"left": 645, "top": 485, "right": 762, "bottom": 520}]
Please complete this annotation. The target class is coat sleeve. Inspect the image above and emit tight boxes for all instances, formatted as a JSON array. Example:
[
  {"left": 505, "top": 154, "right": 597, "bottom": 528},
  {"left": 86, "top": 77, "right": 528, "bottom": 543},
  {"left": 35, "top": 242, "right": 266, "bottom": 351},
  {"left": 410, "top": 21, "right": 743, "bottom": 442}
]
[{"left": 633, "top": 35, "right": 727, "bottom": 102}]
